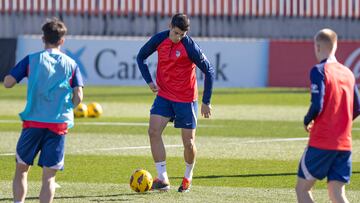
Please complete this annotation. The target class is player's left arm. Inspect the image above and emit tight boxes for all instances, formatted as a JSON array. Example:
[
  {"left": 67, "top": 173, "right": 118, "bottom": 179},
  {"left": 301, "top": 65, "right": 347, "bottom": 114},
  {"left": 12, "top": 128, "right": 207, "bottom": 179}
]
[
  {"left": 182, "top": 37, "right": 215, "bottom": 118},
  {"left": 71, "top": 65, "right": 84, "bottom": 107},
  {"left": 304, "top": 67, "right": 325, "bottom": 131},
  {"left": 353, "top": 85, "right": 360, "bottom": 120}
]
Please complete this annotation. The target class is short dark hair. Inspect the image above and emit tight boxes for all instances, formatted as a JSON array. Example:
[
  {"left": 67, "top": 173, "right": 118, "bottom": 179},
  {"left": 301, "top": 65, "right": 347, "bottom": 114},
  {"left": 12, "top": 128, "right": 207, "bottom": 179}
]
[
  {"left": 42, "top": 18, "right": 67, "bottom": 45},
  {"left": 171, "top": 13, "right": 190, "bottom": 31}
]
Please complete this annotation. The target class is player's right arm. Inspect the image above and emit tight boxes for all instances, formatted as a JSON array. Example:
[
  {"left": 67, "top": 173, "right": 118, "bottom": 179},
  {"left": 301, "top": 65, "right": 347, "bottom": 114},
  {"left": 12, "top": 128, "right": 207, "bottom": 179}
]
[
  {"left": 72, "top": 87, "right": 83, "bottom": 107},
  {"left": 304, "top": 66, "right": 325, "bottom": 130},
  {"left": 3, "top": 75, "right": 17, "bottom": 88},
  {"left": 71, "top": 65, "right": 84, "bottom": 107},
  {"left": 136, "top": 32, "right": 167, "bottom": 92},
  {"left": 3, "top": 55, "right": 29, "bottom": 88}
]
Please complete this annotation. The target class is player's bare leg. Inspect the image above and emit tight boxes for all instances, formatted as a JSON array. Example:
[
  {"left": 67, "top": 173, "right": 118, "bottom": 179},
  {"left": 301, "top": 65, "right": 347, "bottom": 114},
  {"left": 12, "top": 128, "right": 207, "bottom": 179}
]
[
  {"left": 327, "top": 181, "right": 349, "bottom": 203},
  {"left": 179, "top": 128, "right": 196, "bottom": 192},
  {"left": 148, "top": 114, "right": 170, "bottom": 163},
  {"left": 148, "top": 114, "right": 171, "bottom": 190},
  {"left": 13, "top": 163, "right": 30, "bottom": 203},
  {"left": 295, "top": 177, "right": 316, "bottom": 203},
  {"left": 39, "top": 167, "right": 57, "bottom": 203},
  {"left": 181, "top": 128, "right": 197, "bottom": 166}
]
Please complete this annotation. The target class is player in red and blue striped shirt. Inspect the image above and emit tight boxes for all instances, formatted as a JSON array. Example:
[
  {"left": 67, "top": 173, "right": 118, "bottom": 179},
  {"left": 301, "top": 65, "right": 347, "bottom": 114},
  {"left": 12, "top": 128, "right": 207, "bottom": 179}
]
[
  {"left": 137, "top": 13, "right": 214, "bottom": 192},
  {"left": 296, "top": 28, "right": 360, "bottom": 203}
]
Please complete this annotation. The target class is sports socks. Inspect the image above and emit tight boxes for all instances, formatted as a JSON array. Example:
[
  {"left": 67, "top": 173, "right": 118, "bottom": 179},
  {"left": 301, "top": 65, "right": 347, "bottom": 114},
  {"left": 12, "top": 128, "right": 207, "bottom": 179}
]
[
  {"left": 184, "top": 161, "right": 195, "bottom": 180},
  {"left": 155, "top": 161, "right": 169, "bottom": 182}
]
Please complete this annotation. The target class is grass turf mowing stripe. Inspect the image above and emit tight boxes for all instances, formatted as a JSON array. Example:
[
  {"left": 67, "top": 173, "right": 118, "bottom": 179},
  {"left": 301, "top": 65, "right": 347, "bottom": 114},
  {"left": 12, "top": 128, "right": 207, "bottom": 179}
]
[
  {"left": 0, "top": 86, "right": 310, "bottom": 105},
  {"left": 0, "top": 119, "right": 317, "bottom": 138},
  {"left": 2, "top": 131, "right": 360, "bottom": 161},
  {"left": 0, "top": 119, "right": 222, "bottom": 128},
  {"left": 1, "top": 155, "right": 360, "bottom": 190},
  {"left": 1, "top": 181, "right": 359, "bottom": 203},
  {"left": 0, "top": 137, "right": 306, "bottom": 156},
  {"left": 0, "top": 101, "right": 309, "bottom": 121}
]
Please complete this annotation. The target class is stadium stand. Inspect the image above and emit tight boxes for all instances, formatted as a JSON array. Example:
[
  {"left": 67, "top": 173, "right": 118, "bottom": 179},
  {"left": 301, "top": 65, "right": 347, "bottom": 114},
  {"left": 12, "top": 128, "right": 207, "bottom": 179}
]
[{"left": 0, "top": 0, "right": 359, "bottom": 38}]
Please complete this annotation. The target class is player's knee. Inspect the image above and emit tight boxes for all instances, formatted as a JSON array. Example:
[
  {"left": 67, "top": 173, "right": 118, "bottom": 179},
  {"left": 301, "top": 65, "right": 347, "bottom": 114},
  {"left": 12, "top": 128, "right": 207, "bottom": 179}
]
[
  {"left": 148, "top": 127, "right": 161, "bottom": 138},
  {"left": 328, "top": 185, "right": 348, "bottom": 203},
  {"left": 295, "top": 182, "right": 310, "bottom": 195},
  {"left": 183, "top": 140, "right": 196, "bottom": 151},
  {"left": 15, "top": 163, "right": 30, "bottom": 174},
  {"left": 295, "top": 184, "right": 302, "bottom": 195},
  {"left": 328, "top": 193, "right": 348, "bottom": 203}
]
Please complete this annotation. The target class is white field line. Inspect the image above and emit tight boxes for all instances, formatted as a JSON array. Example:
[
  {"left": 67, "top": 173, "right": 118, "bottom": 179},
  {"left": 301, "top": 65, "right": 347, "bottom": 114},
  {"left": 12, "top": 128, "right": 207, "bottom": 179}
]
[
  {"left": 78, "top": 144, "right": 183, "bottom": 152},
  {"left": 0, "top": 145, "right": 183, "bottom": 156},
  {"left": 0, "top": 120, "right": 221, "bottom": 127},
  {"left": 0, "top": 138, "right": 308, "bottom": 156},
  {"left": 240, "top": 137, "right": 308, "bottom": 143},
  {"left": 0, "top": 153, "right": 16, "bottom": 156}
]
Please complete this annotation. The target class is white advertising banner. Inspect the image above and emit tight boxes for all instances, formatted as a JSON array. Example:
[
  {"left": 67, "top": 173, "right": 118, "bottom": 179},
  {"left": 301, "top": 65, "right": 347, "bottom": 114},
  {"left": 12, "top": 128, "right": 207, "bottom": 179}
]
[{"left": 16, "top": 35, "right": 269, "bottom": 87}]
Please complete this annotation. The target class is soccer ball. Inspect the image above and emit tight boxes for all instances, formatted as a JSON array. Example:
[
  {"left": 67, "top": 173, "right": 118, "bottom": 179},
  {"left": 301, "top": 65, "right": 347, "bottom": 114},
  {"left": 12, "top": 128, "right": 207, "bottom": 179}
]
[
  {"left": 129, "top": 169, "right": 153, "bottom": 193},
  {"left": 87, "top": 102, "right": 103, "bottom": 118},
  {"left": 74, "top": 103, "right": 88, "bottom": 118}
]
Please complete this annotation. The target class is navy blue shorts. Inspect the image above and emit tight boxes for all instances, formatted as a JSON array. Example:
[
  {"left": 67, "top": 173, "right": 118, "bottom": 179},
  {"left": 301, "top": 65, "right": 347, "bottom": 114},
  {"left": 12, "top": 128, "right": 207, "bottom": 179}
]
[
  {"left": 16, "top": 128, "right": 66, "bottom": 170},
  {"left": 150, "top": 95, "right": 198, "bottom": 129},
  {"left": 297, "top": 146, "right": 352, "bottom": 183}
]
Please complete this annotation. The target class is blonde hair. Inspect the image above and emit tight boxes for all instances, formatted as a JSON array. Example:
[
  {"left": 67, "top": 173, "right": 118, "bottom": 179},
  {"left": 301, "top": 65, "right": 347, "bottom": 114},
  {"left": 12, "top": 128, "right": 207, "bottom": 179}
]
[{"left": 314, "top": 28, "right": 337, "bottom": 51}]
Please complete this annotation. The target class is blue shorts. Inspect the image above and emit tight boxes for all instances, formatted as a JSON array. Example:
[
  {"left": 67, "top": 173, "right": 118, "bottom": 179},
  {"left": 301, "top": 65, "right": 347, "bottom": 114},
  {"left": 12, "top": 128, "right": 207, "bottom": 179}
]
[
  {"left": 297, "top": 146, "right": 352, "bottom": 183},
  {"left": 150, "top": 95, "right": 198, "bottom": 129},
  {"left": 16, "top": 128, "right": 66, "bottom": 170}
]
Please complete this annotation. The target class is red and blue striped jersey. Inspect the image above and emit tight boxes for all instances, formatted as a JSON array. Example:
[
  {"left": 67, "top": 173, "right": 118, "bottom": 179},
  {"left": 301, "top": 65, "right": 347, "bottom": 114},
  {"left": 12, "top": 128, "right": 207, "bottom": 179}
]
[
  {"left": 304, "top": 56, "right": 360, "bottom": 150},
  {"left": 137, "top": 30, "right": 214, "bottom": 104}
]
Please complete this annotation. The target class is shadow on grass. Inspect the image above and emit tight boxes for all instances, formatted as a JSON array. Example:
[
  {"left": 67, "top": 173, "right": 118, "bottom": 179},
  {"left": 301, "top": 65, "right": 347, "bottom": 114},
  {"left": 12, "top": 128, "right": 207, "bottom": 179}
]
[
  {"left": 0, "top": 192, "right": 151, "bottom": 202},
  {"left": 191, "top": 172, "right": 297, "bottom": 179},
  {"left": 212, "top": 89, "right": 308, "bottom": 95}
]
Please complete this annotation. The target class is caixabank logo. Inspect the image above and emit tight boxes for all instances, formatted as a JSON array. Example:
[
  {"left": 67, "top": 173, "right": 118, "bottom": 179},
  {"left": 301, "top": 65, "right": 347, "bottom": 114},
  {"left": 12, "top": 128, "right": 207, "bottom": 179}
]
[
  {"left": 345, "top": 48, "right": 360, "bottom": 85},
  {"left": 64, "top": 47, "right": 88, "bottom": 79},
  {"left": 65, "top": 47, "right": 228, "bottom": 83}
]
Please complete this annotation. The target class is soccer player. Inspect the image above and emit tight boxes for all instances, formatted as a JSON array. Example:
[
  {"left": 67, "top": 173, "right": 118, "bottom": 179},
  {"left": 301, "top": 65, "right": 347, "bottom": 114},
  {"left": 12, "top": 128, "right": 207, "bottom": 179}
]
[
  {"left": 3, "top": 18, "right": 84, "bottom": 203},
  {"left": 296, "top": 28, "right": 360, "bottom": 203},
  {"left": 137, "top": 13, "right": 215, "bottom": 192}
]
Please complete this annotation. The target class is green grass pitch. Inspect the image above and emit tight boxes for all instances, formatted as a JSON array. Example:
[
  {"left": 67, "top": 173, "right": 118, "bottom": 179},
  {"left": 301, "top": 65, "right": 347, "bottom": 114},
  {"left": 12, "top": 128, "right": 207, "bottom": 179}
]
[{"left": 0, "top": 85, "right": 359, "bottom": 202}]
